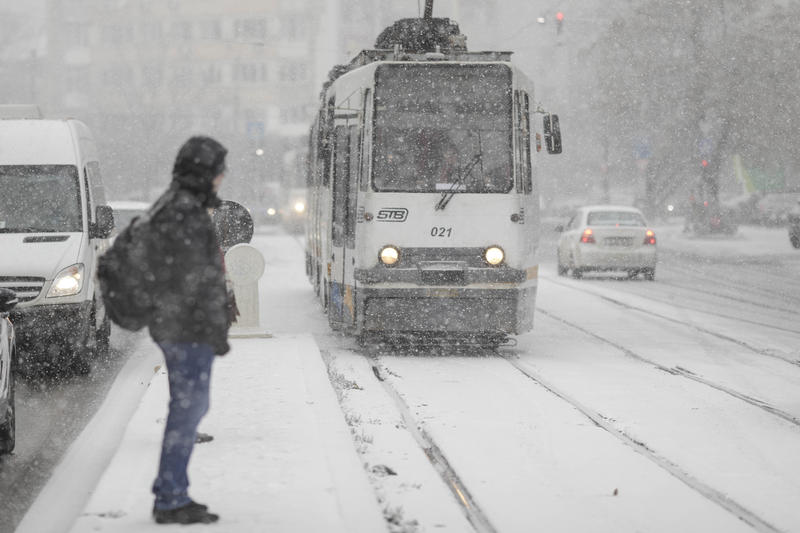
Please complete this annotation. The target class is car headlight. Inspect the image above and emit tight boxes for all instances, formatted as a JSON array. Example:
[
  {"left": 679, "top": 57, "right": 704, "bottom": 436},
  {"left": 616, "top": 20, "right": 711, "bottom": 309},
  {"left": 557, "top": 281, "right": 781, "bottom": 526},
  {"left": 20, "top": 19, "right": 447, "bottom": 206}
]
[
  {"left": 293, "top": 201, "right": 306, "bottom": 214},
  {"left": 267, "top": 207, "right": 277, "bottom": 216},
  {"left": 379, "top": 245, "right": 400, "bottom": 266},
  {"left": 47, "top": 263, "right": 84, "bottom": 298},
  {"left": 484, "top": 246, "right": 505, "bottom": 266}
]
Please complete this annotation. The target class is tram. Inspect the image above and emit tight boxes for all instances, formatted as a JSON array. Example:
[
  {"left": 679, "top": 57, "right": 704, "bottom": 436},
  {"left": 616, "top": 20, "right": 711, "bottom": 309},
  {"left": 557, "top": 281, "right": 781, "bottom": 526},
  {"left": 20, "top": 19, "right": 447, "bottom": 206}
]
[{"left": 305, "top": 8, "right": 562, "bottom": 345}]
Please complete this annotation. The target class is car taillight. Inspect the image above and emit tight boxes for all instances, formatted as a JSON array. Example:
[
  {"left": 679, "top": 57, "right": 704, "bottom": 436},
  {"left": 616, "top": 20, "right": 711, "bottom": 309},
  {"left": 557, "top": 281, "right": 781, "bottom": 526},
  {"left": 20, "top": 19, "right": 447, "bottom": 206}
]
[
  {"left": 580, "top": 228, "right": 595, "bottom": 244},
  {"left": 643, "top": 229, "right": 656, "bottom": 245}
]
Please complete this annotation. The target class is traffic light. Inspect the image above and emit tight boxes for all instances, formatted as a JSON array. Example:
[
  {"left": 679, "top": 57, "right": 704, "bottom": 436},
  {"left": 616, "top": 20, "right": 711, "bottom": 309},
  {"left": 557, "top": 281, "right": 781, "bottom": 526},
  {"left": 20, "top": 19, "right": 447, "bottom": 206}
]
[{"left": 555, "top": 11, "right": 564, "bottom": 34}]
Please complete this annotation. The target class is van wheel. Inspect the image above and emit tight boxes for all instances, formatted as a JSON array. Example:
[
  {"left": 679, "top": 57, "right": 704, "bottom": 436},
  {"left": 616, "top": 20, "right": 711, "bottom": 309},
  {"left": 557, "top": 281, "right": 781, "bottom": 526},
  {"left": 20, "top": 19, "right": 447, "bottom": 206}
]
[
  {"left": 70, "top": 358, "right": 91, "bottom": 376},
  {"left": 90, "top": 302, "right": 110, "bottom": 360},
  {"left": 0, "top": 358, "right": 15, "bottom": 454},
  {"left": 96, "top": 316, "right": 111, "bottom": 359},
  {"left": 644, "top": 268, "right": 656, "bottom": 281}
]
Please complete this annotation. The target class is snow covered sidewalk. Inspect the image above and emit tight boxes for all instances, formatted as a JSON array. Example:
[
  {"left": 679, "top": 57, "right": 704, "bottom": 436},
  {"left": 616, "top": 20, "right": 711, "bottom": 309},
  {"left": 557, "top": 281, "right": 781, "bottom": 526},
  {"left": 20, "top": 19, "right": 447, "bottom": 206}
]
[{"left": 20, "top": 334, "right": 385, "bottom": 533}]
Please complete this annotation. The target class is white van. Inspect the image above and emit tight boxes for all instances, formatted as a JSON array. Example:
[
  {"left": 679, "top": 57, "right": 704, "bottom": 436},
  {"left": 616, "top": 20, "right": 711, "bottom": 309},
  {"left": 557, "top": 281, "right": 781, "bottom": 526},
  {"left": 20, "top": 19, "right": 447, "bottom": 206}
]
[{"left": 0, "top": 112, "right": 114, "bottom": 374}]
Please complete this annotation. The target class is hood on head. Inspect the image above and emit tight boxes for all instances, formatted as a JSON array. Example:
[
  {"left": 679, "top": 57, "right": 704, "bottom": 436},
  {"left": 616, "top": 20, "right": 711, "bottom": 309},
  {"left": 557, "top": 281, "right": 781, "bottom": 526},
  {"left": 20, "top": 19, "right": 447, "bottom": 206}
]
[{"left": 171, "top": 136, "right": 227, "bottom": 207}]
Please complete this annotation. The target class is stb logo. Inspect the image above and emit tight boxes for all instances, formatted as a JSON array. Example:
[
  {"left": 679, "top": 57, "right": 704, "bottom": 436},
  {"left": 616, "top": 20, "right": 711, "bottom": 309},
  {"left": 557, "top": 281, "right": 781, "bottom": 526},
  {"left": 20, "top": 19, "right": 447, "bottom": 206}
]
[{"left": 376, "top": 208, "right": 408, "bottom": 222}]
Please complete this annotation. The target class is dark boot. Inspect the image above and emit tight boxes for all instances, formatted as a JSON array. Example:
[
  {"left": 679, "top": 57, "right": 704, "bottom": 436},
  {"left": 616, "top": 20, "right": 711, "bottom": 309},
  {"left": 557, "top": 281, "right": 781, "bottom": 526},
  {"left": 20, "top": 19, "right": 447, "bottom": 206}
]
[
  {"left": 195, "top": 432, "right": 214, "bottom": 444},
  {"left": 153, "top": 501, "right": 218, "bottom": 524}
]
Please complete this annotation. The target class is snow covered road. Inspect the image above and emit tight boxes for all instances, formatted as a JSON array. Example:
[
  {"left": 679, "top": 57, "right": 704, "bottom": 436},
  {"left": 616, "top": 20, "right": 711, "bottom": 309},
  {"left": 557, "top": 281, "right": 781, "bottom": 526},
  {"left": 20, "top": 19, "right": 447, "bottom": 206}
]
[{"left": 13, "top": 224, "right": 800, "bottom": 533}]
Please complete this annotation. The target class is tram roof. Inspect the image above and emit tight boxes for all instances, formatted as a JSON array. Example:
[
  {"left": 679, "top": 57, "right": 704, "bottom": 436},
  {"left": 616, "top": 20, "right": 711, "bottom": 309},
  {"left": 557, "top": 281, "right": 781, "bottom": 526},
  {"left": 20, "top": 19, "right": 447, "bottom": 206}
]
[
  {"left": 347, "top": 49, "right": 513, "bottom": 72},
  {"left": 320, "top": 48, "right": 522, "bottom": 100}
]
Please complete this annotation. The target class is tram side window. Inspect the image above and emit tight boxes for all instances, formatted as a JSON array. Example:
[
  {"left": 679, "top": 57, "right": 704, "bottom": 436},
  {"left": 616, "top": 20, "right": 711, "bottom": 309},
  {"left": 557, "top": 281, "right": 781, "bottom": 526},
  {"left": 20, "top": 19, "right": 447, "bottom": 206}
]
[
  {"left": 359, "top": 89, "right": 372, "bottom": 192},
  {"left": 332, "top": 125, "right": 350, "bottom": 247},
  {"left": 321, "top": 97, "right": 335, "bottom": 187},
  {"left": 347, "top": 126, "right": 361, "bottom": 248},
  {"left": 517, "top": 91, "right": 533, "bottom": 194}
]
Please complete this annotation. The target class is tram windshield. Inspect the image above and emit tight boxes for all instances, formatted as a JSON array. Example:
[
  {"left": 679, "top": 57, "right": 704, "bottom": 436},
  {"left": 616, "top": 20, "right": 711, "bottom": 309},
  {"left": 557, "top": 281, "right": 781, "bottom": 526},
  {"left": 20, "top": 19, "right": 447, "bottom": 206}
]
[{"left": 373, "top": 64, "right": 513, "bottom": 193}]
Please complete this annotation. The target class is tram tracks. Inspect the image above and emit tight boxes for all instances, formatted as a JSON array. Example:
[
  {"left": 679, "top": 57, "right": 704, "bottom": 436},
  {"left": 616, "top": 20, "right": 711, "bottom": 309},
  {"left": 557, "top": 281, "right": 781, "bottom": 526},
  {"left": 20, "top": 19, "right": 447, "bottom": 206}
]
[
  {"left": 542, "top": 275, "right": 800, "bottom": 368},
  {"left": 559, "top": 274, "right": 800, "bottom": 336},
  {"left": 369, "top": 357, "right": 498, "bottom": 533},
  {"left": 346, "top": 339, "right": 789, "bottom": 533},
  {"left": 324, "top": 325, "right": 795, "bottom": 533},
  {"left": 501, "top": 354, "right": 782, "bottom": 533},
  {"left": 320, "top": 270, "right": 798, "bottom": 532},
  {"left": 320, "top": 347, "right": 498, "bottom": 533},
  {"left": 533, "top": 307, "right": 800, "bottom": 429},
  {"left": 658, "top": 258, "right": 800, "bottom": 314}
]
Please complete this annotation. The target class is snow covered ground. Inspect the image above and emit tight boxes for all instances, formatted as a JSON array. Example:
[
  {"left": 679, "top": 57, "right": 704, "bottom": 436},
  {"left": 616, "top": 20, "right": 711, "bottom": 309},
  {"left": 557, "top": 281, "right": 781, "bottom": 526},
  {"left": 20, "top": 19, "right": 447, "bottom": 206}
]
[{"left": 15, "top": 223, "right": 800, "bottom": 533}]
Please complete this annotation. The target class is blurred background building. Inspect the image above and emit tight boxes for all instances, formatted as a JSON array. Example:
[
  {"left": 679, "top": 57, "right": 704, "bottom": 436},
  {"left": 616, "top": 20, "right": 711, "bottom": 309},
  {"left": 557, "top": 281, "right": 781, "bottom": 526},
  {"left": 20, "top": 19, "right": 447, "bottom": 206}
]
[{"left": 0, "top": 0, "right": 499, "bottom": 207}]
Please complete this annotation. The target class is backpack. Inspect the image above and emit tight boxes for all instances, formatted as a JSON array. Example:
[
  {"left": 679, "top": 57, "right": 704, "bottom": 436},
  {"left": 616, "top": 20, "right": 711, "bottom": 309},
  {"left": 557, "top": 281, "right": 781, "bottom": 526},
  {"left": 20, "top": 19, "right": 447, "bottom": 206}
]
[{"left": 97, "top": 214, "right": 155, "bottom": 331}]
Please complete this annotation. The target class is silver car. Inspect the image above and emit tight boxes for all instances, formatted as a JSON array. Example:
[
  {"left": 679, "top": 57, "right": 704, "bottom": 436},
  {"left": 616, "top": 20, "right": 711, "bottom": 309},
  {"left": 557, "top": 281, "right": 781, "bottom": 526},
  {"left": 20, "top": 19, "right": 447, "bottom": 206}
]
[
  {"left": 0, "top": 288, "right": 18, "bottom": 454},
  {"left": 556, "top": 205, "right": 657, "bottom": 280}
]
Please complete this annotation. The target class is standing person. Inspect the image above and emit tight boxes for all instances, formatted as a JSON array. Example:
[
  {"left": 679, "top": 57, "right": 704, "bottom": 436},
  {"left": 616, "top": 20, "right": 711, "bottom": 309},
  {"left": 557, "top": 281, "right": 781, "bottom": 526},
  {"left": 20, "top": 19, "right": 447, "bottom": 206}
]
[{"left": 147, "top": 136, "right": 231, "bottom": 525}]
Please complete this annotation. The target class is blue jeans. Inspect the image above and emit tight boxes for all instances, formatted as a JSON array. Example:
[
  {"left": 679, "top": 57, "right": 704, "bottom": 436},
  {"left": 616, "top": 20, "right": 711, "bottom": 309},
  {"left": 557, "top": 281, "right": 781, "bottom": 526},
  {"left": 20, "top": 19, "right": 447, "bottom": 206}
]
[{"left": 152, "top": 342, "right": 215, "bottom": 511}]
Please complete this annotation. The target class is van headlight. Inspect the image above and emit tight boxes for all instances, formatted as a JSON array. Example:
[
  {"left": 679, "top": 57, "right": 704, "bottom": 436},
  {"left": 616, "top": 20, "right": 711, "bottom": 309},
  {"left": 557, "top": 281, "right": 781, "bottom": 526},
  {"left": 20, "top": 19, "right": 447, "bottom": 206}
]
[
  {"left": 47, "top": 264, "right": 84, "bottom": 298},
  {"left": 379, "top": 245, "right": 400, "bottom": 266},
  {"left": 484, "top": 246, "right": 505, "bottom": 266},
  {"left": 293, "top": 201, "right": 306, "bottom": 214}
]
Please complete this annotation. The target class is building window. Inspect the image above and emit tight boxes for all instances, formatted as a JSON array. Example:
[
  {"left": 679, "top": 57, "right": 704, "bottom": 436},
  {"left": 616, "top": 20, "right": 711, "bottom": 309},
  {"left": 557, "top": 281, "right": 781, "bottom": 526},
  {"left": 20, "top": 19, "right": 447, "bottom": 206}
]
[
  {"left": 233, "top": 63, "right": 268, "bottom": 83},
  {"left": 64, "top": 22, "right": 90, "bottom": 46},
  {"left": 142, "top": 66, "right": 163, "bottom": 87},
  {"left": 281, "top": 15, "right": 307, "bottom": 42},
  {"left": 234, "top": 18, "right": 267, "bottom": 42},
  {"left": 201, "top": 64, "right": 223, "bottom": 84},
  {"left": 140, "top": 22, "right": 163, "bottom": 42},
  {"left": 101, "top": 24, "right": 134, "bottom": 45},
  {"left": 197, "top": 20, "right": 222, "bottom": 40},
  {"left": 170, "top": 65, "right": 193, "bottom": 85},
  {"left": 278, "top": 62, "right": 307, "bottom": 83},
  {"left": 170, "top": 21, "right": 193, "bottom": 41}
]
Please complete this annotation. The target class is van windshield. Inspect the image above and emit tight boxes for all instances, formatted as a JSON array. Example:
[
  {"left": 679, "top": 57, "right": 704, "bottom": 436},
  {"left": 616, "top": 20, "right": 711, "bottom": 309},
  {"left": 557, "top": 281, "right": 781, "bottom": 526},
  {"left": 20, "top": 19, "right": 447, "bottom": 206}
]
[{"left": 0, "top": 165, "right": 83, "bottom": 233}]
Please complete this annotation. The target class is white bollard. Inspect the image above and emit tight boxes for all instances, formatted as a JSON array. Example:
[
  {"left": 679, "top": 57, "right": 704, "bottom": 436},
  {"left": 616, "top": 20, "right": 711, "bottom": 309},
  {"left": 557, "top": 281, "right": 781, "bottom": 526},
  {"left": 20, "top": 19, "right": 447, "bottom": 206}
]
[{"left": 225, "top": 243, "right": 271, "bottom": 338}]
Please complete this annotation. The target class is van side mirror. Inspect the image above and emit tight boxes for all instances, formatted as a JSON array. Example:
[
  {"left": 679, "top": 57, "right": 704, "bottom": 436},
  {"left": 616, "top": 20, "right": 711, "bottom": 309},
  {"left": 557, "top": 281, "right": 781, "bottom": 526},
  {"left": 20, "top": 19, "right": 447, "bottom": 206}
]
[
  {"left": 543, "top": 114, "right": 562, "bottom": 155},
  {"left": 0, "top": 288, "right": 18, "bottom": 314},
  {"left": 92, "top": 205, "right": 115, "bottom": 239}
]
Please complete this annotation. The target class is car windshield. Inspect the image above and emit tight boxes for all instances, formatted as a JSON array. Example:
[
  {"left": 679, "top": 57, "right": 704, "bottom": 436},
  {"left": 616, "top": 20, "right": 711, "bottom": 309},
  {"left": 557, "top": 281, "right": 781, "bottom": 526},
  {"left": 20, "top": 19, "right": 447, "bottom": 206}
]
[
  {"left": 0, "top": 165, "right": 82, "bottom": 233},
  {"left": 587, "top": 211, "right": 646, "bottom": 226},
  {"left": 373, "top": 64, "right": 513, "bottom": 193}
]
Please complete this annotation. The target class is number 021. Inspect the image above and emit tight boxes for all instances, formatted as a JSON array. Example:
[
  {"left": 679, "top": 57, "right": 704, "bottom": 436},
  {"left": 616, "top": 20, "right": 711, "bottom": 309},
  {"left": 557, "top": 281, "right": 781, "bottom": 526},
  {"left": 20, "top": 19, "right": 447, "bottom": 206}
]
[{"left": 430, "top": 227, "right": 453, "bottom": 237}]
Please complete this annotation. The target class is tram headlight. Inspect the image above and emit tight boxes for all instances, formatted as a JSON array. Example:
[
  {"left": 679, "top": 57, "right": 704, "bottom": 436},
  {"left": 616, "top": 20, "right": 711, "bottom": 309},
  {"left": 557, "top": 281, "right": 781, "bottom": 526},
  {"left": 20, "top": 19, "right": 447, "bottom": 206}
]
[
  {"left": 379, "top": 245, "right": 400, "bottom": 266},
  {"left": 484, "top": 246, "right": 505, "bottom": 266}
]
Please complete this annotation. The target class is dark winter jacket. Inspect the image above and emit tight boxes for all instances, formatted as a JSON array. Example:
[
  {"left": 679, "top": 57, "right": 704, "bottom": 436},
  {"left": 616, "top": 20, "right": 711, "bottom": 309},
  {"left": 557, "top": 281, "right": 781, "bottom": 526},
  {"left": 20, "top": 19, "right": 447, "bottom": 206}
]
[{"left": 146, "top": 136, "right": 230, "bottom": 355}]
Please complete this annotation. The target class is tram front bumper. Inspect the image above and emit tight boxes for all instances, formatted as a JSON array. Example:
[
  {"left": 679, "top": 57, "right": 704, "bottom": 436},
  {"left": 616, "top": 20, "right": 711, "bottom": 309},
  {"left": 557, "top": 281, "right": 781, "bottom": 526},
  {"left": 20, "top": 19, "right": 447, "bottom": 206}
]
[{"left": 358, "top": 286, "right": 535, "bottom": 335}]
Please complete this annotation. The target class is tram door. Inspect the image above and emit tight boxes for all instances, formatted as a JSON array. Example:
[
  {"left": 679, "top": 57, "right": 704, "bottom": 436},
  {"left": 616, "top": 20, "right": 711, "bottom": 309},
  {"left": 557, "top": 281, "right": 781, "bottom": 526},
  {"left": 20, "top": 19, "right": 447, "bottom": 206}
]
[{"left": 329, "top": 125, "right": 361, "bottom": 326}]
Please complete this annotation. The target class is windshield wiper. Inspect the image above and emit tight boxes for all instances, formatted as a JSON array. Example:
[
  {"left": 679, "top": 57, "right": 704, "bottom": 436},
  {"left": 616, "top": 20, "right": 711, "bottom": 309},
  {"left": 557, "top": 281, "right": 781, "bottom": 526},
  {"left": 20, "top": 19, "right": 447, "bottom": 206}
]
[{"left": 435, "top": 132, "right": 484, "bottom": 211}]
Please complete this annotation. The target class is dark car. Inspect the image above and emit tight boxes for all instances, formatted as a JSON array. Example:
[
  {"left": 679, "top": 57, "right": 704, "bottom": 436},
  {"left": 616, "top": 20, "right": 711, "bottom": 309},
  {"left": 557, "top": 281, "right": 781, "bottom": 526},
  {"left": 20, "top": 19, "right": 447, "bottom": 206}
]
[{"left": 0, "top": 288, "right": 18, "bottom": 454}]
